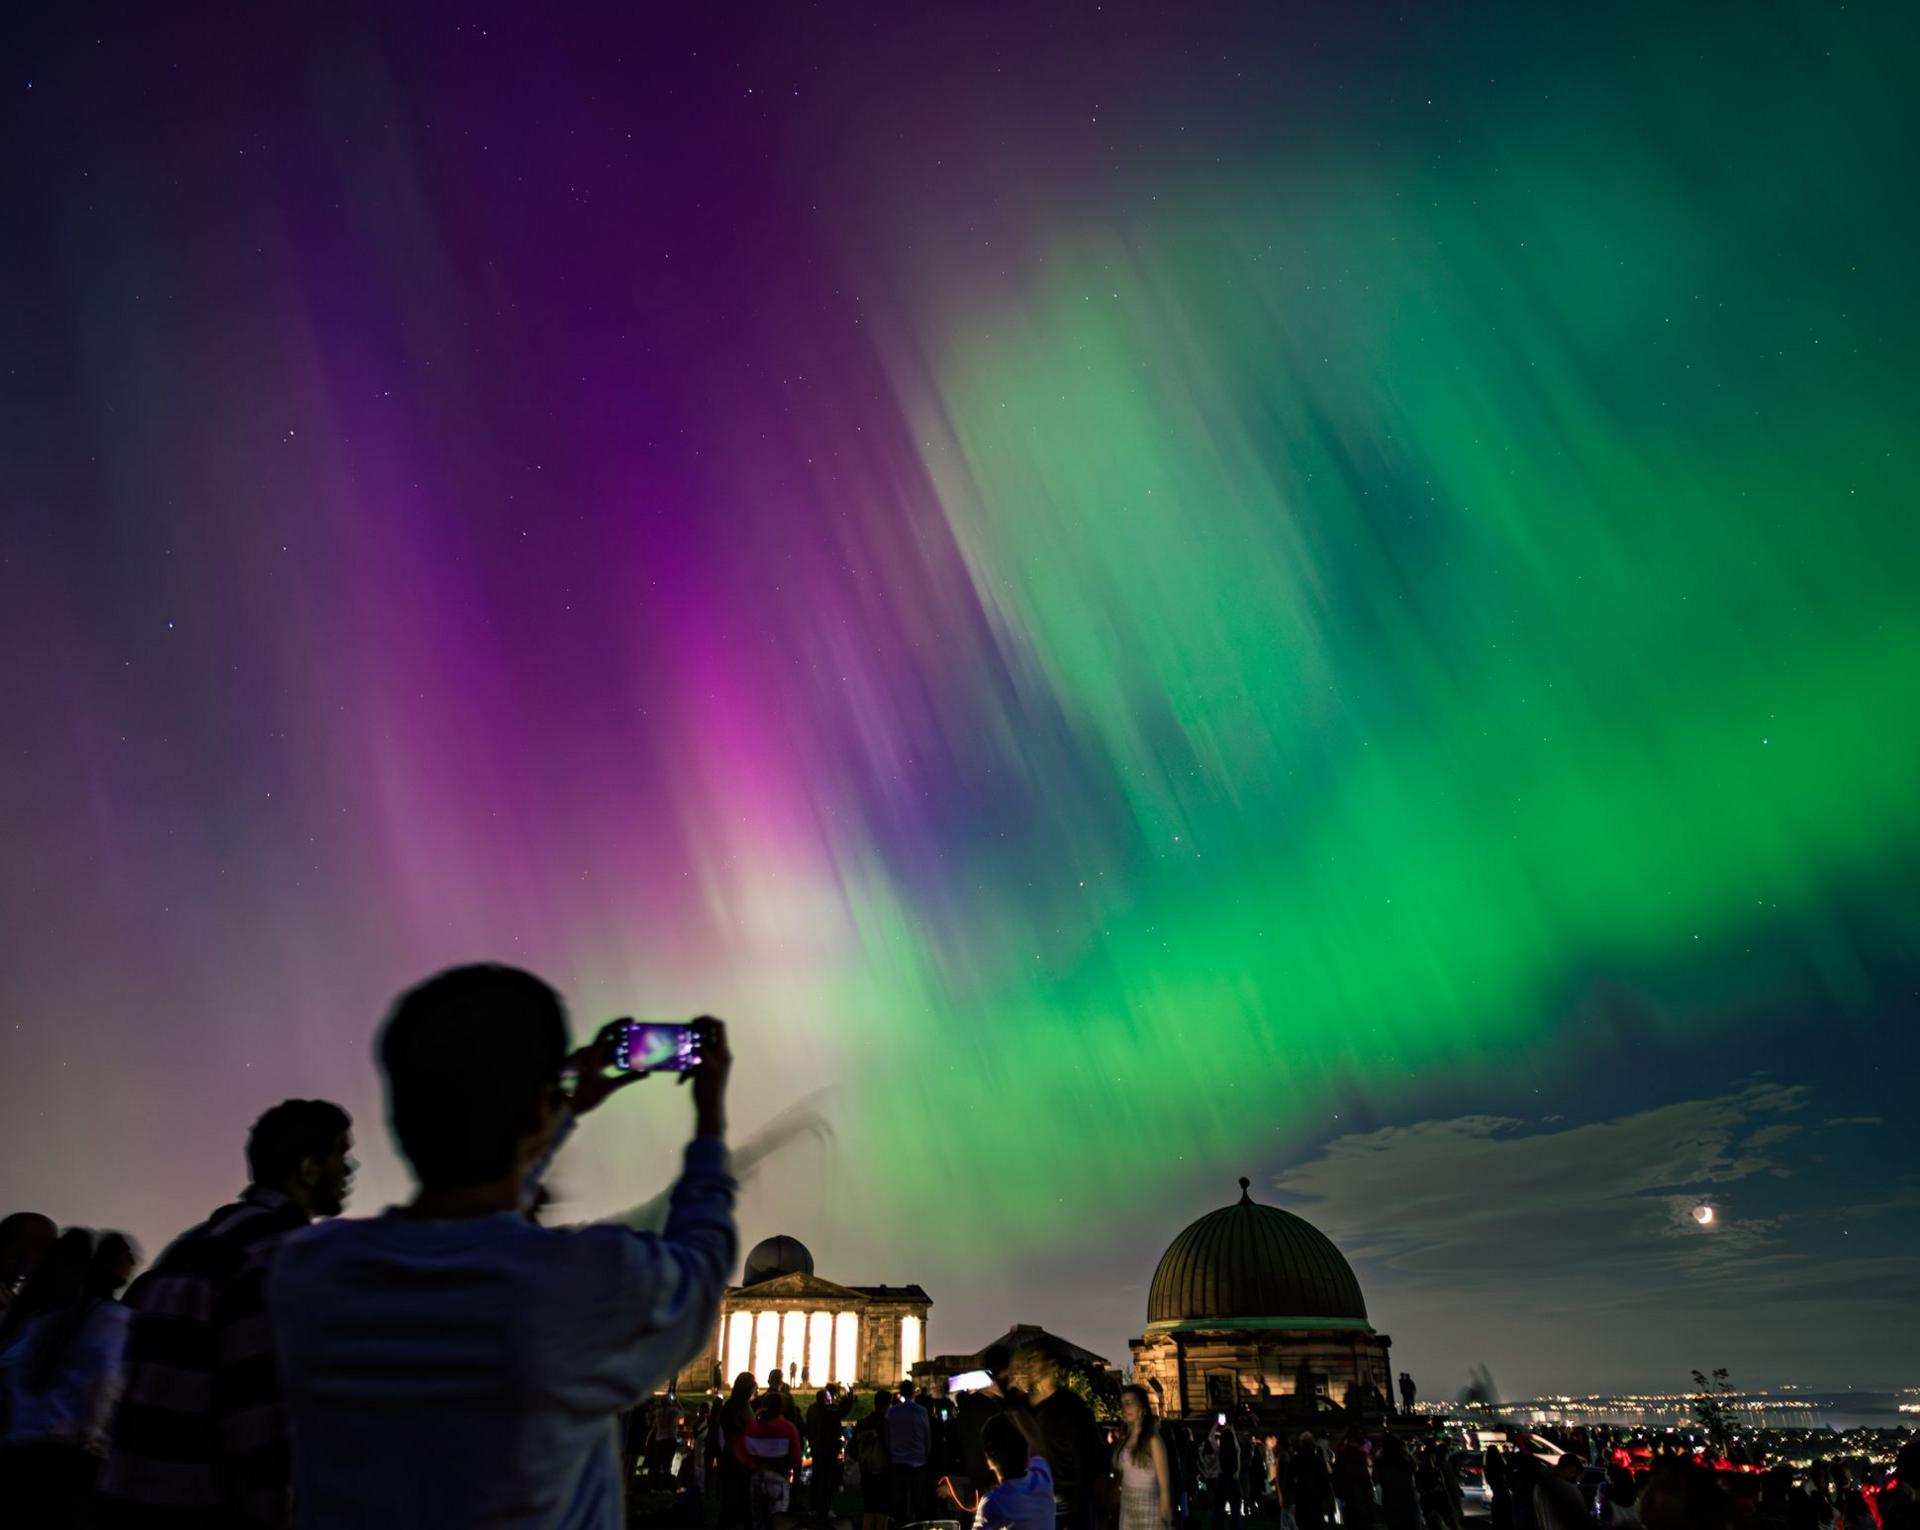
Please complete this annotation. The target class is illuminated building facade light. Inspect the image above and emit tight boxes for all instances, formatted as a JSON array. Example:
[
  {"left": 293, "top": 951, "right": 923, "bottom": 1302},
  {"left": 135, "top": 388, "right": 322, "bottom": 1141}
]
[
  {"left": 833, "top": 1311, "right": 858, "bottom": 1385},
  {"left": 900, "top": 1314, "right": 923, "bottom": 1379},
  {"left": 752, "top": 1310, "right": 780, "bottom": 1380},
  {"left": 781, "top": 1310, "right": 807, "bottom": 1380}
]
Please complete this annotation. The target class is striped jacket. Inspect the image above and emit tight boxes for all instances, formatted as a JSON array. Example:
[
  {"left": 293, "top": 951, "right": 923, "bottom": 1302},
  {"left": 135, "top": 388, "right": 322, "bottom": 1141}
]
[{"left": 96, "top": 1187, "right": 310, "bottom": 1529}]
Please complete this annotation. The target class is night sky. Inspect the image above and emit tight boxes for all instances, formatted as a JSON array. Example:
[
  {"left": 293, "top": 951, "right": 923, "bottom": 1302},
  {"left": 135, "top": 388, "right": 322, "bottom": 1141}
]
[{"left": 3, "top": 3, "right": 1915, "bottom": 1400}]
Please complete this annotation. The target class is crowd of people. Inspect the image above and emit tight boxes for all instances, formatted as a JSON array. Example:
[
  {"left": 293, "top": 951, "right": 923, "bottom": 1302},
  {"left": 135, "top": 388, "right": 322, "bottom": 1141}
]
[
  {"left": 3, "top": 963, "right": 740, "bottom": 1527},
  {"left": 1465, "top": 1431, "right": 1920, "bottom": 1530},
  {"left": 601, "top": 1368, "right": 1920, "bottom": 1530},
  {"left": 609, "top": 1343, "right": 1107, "bottom": 1530},
  {"left": 4, "top": 960, "right": 1918, "bottom": 1530}
]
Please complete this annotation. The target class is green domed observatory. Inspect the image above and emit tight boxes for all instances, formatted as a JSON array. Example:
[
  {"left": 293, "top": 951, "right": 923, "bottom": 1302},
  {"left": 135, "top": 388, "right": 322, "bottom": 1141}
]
[{"left": 1131, "top": 1179, "right": 1393, "bottom": 1418}]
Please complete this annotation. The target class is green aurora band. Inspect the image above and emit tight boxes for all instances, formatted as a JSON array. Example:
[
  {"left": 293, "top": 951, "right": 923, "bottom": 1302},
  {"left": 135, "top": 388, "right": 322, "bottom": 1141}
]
[{"left": 840, "top": 6, "right": 1920, "bottom": 1235}]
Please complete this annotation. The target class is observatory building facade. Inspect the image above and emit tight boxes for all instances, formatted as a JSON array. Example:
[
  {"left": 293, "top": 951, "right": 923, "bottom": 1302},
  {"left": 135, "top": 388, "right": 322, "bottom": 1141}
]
[
  {"left": 1129, "top": 1179, "right": 1393, "bottom": 1418},
  {"left": 674, "top": 1234, "right": 932, "bottom": 1394}
]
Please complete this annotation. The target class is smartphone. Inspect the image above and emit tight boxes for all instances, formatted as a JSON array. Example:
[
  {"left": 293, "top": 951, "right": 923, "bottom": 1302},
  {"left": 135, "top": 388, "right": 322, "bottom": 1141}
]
[
  {"left": 949, "top": 1370, "right": 993, "bottom": 1395},
  {"left": 613, "top": 1020, "right": 706, "bottom": 1073},
  {"left": 1216, "top": 1413, "right": 1228, "bottom": 1426}
]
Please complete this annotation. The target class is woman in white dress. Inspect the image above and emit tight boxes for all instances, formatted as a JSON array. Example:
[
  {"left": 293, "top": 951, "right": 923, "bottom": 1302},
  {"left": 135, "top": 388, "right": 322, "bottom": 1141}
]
[{"left": 1113, "top": 1385, "right": 1173, "bottom": 1530}]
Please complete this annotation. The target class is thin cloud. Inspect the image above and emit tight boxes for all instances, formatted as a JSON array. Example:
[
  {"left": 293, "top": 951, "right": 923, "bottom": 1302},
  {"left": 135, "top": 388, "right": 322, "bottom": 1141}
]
[
  {"left": 1272, "top": 1082, "right": 1809, "bottom": 1292},
  {"left": 1263, "top": 1082, "right": 1917, "bottom": 1391}
]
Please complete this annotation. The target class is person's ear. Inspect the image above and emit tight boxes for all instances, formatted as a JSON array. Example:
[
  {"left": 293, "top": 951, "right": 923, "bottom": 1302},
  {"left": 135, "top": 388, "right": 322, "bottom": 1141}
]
[
  {"left": 298, "top": 1154, "right": 323, "bottom": 1189},
  {"left": 519, "top": 1084, "right": 566, "bottom": 1158}
]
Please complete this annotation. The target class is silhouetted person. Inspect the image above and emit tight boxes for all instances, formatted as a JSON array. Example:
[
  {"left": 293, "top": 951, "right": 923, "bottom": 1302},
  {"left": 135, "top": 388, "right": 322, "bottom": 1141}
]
[
  {"left": 717, "top": 1372, "right": 760, "bottom": 1529},
  {"left": 1602, "top": 1464, "right": 1641, "bottom": 1527},
  {"left": 1207, "top": 1421, "right": 1243, "bottom": 1528},
  {"left": 1417, "top": 1441, "right": 1459, "bottom": 1530},
  {"left": 1284, "top": 1434, "right": 1333, "bottom": 1530},
  {"left": 765, "top": 1368, "right": 800, "bottom": 1426},
  {"left": 0, "top": 1212, "right": 58, "bottom": 1318},
  {"left": 98, "top": 1098, "right": 353, "bottom": 1529},
  {"left": 956, "top": 1344, "right": 1014, "bottom": 1490},
  {"left": 888, "top": 1379, "right": 933, "bottom": 1525},
  {"left": 735, "top": 1388, "right": 803, "bottom": 1530},
  {"left": 1528, "top": 1443, "right": 1589, "bottom": 1528},
  {"left": 271, "top": 965, "right": 737, "bottom": 1528},
  {"left": 1397, "top": 1373, "right": 1416, "bottom": 1416},
  {"left": 1238, "top": 1430, "right": 1264, "bottom": 1522},
  {"left": 977, "top": 1411, "right": 1056, "bottom": 1530},
  {"left": 646, "top": 1388, "right": 686, "bottom": 1487},
  {"left": 1028, "top": 1353, "right": 1101, "bottom": 1530},
  {"left": 855, "top": 1387, "right": 894, "bottom": 1530},
  {"left": 806, "top": 1383, "right": 855, "bottom": 1518},
  {"left": 1378, "top": 1437, "right": 1418, "bottom": 1530},
  {"left": 0, "top": 1227, "right": 140, "bottom": 1526},
  {"left": 1507, "top": 1446, "right": 1545, "bottom": 1530},
  {"left": 1332, "top": 1432, "right": 1375, "bottom": 1530},
  {"left": 1878, "top": 1441, "right": 1920, "bottom": 1530},
  {"left": 1485, "top": 1446, "right": 1513, "bottom": 1530}
]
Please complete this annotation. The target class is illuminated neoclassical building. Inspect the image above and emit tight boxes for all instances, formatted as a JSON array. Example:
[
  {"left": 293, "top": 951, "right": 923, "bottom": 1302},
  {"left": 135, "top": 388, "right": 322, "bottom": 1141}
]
[
  {"left": 674, "top": 1234, "right": 932, "bottom": 1394},
  {"left": 1129, "top": 1179, "right": 1393, "bottom": 1419}
]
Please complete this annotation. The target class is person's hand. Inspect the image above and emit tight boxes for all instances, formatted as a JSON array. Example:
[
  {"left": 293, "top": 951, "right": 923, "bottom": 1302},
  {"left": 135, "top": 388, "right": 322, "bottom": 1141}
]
[
  {"left": 565, "top": 1020, "right": 648, "bottom": 1117},
  {"left": 683, "top": 1015, "right": 730, "bottom": 1138}
]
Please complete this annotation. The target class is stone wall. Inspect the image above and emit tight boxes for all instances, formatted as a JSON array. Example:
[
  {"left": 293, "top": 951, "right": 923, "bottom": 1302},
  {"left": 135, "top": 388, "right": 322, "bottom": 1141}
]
[{"left": 1129, "top": 1327, "right": 1393, "bottom": 1417}]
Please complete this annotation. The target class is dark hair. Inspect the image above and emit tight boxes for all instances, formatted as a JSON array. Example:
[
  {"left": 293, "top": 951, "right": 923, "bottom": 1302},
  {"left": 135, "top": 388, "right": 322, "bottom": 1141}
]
[
  {"left": 378, "top": 965, "right": 568, "bottom": 1188},
  {"left": 1119, "top": 1384, "right": 1160, "bottom": 1467},
  {"left": 0, "top": 1211, "right": 58, "bottom": 1272},
  {"left": 983, "top": 1412, "right": 1030, "bottom": 1476},
  {"left": 246, "top": 1099, "right": 352, "bottom": 1188},
  {"left": 0, "top": 1228, "right": 102, "bottom": 1392},
  {"left": 720, "top": 1372, "right": 758, "bottom": 1435},
  {"left": 899, "top": 1380, "right": 916, "bottom": 1400},
  {"left": 92, "top": 1232, "right": 139, "bottom": 1286}
]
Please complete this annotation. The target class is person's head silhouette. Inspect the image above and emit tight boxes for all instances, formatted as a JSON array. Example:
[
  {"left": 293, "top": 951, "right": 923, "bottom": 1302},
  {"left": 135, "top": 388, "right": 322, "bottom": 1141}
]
[
  {"left": 246, "top": 1098, "right": 354, "bottom": 1215},
  {"left": 379, "top": 964, "right": 568, "bottom": 1193}
]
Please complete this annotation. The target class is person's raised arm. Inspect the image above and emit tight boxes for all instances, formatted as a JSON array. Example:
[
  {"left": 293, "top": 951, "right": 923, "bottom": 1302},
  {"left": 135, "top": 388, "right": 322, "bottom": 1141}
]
[{"left": 569, "top": 1018, "right": 737, "bottom": 1401}]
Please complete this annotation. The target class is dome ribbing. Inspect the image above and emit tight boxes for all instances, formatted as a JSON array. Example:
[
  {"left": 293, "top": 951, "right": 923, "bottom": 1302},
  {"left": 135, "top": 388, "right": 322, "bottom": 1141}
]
[{"left": 1147, "top": 1178, "right": 1368, "bottom": 1325}]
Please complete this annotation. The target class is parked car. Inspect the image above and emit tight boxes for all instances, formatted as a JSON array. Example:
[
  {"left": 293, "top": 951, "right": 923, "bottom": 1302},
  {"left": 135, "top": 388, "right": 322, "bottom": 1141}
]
[{"left": 1454, "top": 1451, "right": 1492, "bottom": 1512}]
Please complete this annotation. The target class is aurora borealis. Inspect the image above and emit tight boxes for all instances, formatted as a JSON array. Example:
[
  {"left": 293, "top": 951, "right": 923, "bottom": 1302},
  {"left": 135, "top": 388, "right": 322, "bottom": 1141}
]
[{"left": 3, "top": 3, "right": 1916, "bottom": 1391}]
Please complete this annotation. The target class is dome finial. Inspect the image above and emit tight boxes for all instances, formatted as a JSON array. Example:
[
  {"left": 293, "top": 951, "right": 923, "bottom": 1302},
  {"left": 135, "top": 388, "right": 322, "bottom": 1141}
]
[{"left": 1238, "top": 1176, "right": 1252, "bottom": 1204}]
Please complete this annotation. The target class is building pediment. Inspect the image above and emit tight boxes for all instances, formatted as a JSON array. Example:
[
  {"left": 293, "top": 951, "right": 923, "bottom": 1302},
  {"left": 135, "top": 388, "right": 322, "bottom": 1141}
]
[{"left": 727, "top": 1271, "right": 871, "bottom": 1305}]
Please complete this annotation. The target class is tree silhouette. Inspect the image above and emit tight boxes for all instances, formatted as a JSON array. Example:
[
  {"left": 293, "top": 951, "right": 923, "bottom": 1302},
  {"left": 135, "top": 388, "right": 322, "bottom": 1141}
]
[{"left": 1690, "top": 1368, "right": 1734, "bottom": 1450}]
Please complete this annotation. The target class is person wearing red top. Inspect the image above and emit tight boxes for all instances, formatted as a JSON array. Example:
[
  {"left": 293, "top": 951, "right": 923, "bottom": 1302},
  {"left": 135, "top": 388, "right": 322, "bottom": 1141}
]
[{"left": 734, "top": 1392, "right": 804, "bottom": 1530}]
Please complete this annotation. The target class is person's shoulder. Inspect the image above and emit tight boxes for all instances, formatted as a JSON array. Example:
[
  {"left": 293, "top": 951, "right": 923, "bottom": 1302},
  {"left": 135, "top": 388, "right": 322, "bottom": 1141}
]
[
  {"left": 143, "top": 1198, "right": 271, "bottom": 1272},
  {"left": 264, "top": 1216, "right": 364, "bottom": 1301},
  {"left": 533, "top": 1218, "right": 664, "bottom": 1275},
  {"left": 274, "top": 1212, "right": 368, "bottom": 1262}
]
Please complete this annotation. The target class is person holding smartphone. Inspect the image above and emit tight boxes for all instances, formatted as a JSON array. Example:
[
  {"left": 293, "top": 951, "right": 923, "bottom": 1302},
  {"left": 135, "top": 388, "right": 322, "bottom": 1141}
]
[{"left": 270, "top": 964, "right": 737, "bottom": 1529}]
